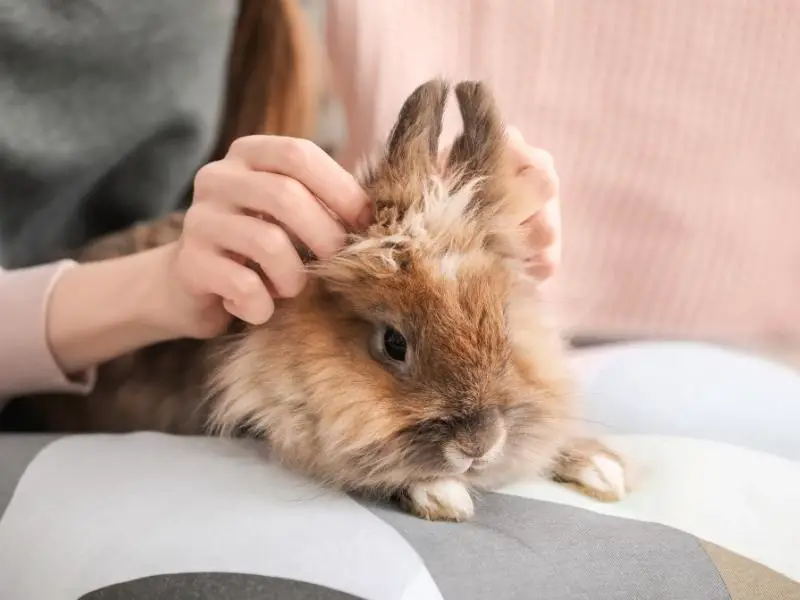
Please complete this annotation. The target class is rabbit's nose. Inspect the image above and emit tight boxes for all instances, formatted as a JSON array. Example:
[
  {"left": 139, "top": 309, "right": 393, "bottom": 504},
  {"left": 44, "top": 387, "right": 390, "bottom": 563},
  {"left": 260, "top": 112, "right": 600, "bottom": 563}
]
[
  {"left": 456, "top": 425, "right": 507, "bottom": 460},
  {"left": 445, "top": 409, "right": 506, "bottom": 471}
]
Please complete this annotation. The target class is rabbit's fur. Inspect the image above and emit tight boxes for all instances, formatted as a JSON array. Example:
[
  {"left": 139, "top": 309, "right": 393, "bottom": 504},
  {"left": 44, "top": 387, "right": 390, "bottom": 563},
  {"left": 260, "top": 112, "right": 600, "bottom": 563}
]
[{"left": 2, "top": 80, "right": 628, "bottom": 520}]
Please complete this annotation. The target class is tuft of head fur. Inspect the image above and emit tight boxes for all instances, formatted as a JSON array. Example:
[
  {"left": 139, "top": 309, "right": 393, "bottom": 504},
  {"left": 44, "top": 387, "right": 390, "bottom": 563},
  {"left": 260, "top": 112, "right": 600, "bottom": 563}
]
[{"left": 206, "top": 79, "right": 576, "bottom": 500}]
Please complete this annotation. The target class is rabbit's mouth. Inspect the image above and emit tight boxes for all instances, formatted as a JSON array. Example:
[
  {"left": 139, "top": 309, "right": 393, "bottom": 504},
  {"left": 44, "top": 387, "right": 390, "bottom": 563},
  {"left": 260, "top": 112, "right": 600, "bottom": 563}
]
[
  {"left": 443, "top": 428, "right": 507, "bottom": 474},
  {"left": 444, "top": 451, "right": 474, "bottom": 474},
  {"left": 444, "top": 454, "right": 495, "bottom": 475}
]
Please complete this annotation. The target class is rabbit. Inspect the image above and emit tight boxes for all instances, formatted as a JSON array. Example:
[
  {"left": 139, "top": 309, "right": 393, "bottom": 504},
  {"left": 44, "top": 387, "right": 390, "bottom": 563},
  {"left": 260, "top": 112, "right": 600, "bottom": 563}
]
[{"left": 0, "top": 79, "right": 629, "bottom": 521}]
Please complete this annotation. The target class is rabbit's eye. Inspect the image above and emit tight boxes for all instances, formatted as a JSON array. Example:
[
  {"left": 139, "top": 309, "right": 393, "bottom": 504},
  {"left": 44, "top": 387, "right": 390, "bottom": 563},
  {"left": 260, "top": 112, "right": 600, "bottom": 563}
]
[{"left": 383, "top": 326, "right": 408, "bottom": 362}]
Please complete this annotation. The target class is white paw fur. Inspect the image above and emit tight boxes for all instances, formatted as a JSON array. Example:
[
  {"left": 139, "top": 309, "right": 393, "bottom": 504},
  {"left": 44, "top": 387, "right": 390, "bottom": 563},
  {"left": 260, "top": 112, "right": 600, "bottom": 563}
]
[
  {"left": 405, "top": 478, "right": 474, "bottom": 521},
  {"left": 576, "top": 453, "right": 628, "bottom": 501},
  {"left": 552, "top": 440, "right": 630, "bottom": 503}
]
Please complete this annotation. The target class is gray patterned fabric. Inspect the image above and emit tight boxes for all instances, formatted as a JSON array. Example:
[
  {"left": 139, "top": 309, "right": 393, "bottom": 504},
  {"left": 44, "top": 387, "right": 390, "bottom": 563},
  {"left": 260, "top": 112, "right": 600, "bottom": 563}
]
[
  {"left": 368, "top": 496, "right": 731, "bottom": 600},
  {"left": 1, "top": 342, "right": 798, "bottom": 599}
]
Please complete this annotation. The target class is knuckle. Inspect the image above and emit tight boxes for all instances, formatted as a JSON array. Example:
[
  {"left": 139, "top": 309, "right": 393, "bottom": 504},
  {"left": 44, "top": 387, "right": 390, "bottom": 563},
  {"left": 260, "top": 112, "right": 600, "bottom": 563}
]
[
  {"left": 181, "top": 203, "right": 214, "bottom": 238},
  {"left": 528, "top": 147, "right": 554, "bottom": 167},
  {"left": 273, "top": 175, "right": 307, "bottom": 207},
  {"left": 521, "top": 166, "right": 559, "bottom": 201},
  {"left": 252, "top": 222, "right": 292, "bottom": 258},
  {"left": 193, "top": 161, "right": 222, "bottom": 193},
  {"left": 193, "top": 160, "right": 237, "bottom": 199},
  {"left": 280, "top": 137, "right": 317, "bottom": 172},
  {"left": 530, "top": 151, "right": 560, "bottom": 191},
  {"left": 227, "top": 135, "right": 259, "bottom": 158}
]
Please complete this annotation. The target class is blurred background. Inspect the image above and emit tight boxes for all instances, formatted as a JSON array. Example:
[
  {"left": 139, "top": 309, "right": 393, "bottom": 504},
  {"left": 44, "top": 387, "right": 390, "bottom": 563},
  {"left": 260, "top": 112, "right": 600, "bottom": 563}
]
[
  {"left": 301, "top": 0, "right": 800, "bottom": 370},
  {"left": 1, "top": 0, "right": 797, "bottom": 370}
]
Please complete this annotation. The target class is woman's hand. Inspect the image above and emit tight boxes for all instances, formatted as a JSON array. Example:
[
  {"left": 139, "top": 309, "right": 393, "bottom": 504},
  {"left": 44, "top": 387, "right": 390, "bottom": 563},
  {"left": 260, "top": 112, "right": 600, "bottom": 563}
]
[
  {"left": 161, "top": 130, "right": 557, "bottom": 340},
  {"left": 503, "top": 127, "right": 562, "bottom": 282},
  {"left": 439, "top": 127, "right": 562, "bottom": 282},
  {"left": 41, "top": 136, "right": 368, "bottom": 378},
  {"left": 162, "top": 135, "right": 370, "bottom": 338},
  {"left": 41, "top": 132, "right": 557, "bottom": 380}
]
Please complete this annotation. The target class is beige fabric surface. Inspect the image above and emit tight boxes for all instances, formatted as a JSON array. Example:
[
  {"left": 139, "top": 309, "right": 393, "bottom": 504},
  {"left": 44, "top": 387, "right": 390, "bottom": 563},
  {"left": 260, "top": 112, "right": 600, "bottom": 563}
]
[
  {"left": 325, "top": 0, "right": 800, "bottom": 350},
  {"left": 701, "top": 541, "right": 800, "bottom": 599}
]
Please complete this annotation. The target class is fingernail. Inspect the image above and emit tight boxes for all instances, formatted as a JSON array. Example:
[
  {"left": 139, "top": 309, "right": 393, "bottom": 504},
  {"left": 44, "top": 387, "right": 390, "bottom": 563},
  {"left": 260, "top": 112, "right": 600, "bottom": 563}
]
[{"left": 223, "top": 298, "right": 244, "bottom": 322}]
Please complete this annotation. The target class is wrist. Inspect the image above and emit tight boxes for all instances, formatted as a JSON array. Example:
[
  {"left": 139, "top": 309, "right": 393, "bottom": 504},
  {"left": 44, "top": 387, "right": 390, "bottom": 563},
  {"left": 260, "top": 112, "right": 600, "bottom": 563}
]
[{"left": 47, "top": 245, "right": 180, "bottom": 375}]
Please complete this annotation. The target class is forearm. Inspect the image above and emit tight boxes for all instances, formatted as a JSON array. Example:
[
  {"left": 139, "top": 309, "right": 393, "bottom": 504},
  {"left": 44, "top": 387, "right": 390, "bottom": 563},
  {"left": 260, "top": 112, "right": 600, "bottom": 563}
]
[{"left": 46, "top": 244, "right": 177, "bottom": 377}]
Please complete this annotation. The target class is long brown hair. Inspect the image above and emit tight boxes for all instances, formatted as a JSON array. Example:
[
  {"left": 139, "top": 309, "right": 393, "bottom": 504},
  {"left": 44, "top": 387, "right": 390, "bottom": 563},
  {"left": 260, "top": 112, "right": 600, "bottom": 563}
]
[{"left": 212, "top": 0, "right": 321, "bottom": 160}]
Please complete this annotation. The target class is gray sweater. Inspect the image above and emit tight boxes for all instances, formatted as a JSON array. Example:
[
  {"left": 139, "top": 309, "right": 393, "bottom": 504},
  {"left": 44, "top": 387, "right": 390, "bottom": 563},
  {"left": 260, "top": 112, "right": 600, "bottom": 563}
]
[{"left": 0, "top": 1, "right": 238, "bottom": 268}]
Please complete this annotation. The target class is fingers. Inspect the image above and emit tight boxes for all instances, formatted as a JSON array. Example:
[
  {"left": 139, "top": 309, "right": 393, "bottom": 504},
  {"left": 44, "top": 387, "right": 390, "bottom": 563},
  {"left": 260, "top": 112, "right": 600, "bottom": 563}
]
[
  {"left": 184, "top": 205, "right": 307, "bottom": 299},
  {"left": 504, "top": 126, "right": 562, "bottom": 281},
  {"left": 184, "top": 134, "right": 373, "bottom": 328},
  {"left": 523, "top": 186, "right": 561, "bottom": 280},
  {"left": 523, "top": 209, "right": 561, "bottom": 280},
  {"left": 194, "top": 161, "right": 348, "bottom": 259},
  {"left": 505, "top": 127, "right": 559, "bottom": 205},
  {"left": 180, "top": 246, "right": 275, "bottom": 325},
  {"left": 181, "top": 134, "right": 373, "bottom": 329},
  {"left": 226, "top": 135, "right": 372, "bottom": 229}
]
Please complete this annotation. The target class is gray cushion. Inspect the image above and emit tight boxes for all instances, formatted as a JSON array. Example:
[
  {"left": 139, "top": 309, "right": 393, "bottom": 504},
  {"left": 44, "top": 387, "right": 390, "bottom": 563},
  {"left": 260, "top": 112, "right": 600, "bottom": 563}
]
[{"left": 1, "top": 342, "right": 798, "bottom": 599}]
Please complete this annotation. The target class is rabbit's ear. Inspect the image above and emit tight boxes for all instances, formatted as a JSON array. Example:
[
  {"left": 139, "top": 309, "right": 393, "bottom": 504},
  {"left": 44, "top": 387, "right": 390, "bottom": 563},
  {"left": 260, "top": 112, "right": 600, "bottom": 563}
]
[
  {"left": 361, "top": 78, "right": 449, "bottom": 227},
  {"left": 384, "top": 78, "right": 449, "bottom": 173},
  {"left": 444, "top": 81, "right": 531, "bottom": 264},
  {"left": 444, "top": 81, "right": 507, "bottom": 209}
]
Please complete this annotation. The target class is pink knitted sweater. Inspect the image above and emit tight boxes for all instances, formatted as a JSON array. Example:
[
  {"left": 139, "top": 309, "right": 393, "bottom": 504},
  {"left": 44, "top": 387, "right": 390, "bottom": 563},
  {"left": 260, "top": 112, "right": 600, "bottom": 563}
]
[
  {"left": 0, "top": 262, "right": 93, "bottom": 396},
  {"left": 1, "top": 0, "right": 798, "bottom": 397},
  {"left": 326, "top": 0, "right": 800, "bottom": 347}
]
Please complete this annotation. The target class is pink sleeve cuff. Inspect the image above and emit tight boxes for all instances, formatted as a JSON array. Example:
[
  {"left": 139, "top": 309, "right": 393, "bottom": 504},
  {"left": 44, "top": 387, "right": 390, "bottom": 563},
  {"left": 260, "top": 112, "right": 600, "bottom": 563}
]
[{"left": 0, "top": 260, "right": 97, "bottom": 398}]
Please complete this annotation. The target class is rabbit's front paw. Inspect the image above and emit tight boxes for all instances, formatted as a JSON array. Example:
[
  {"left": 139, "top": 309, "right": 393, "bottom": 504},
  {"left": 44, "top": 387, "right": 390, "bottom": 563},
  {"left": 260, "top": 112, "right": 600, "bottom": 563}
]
[
  {"left": 402, "top": 478, "right": 474, "bottom": 522},
  {"left": 550, "top": 437, "right": 628, "bottom": 502}
]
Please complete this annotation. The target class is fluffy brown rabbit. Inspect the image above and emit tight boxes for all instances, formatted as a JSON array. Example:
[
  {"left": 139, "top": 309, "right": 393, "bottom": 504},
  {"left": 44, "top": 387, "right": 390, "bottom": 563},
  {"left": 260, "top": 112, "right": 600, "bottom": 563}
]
[{"left": 2, "top": 79, "right": 629, "bottom": 521}]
